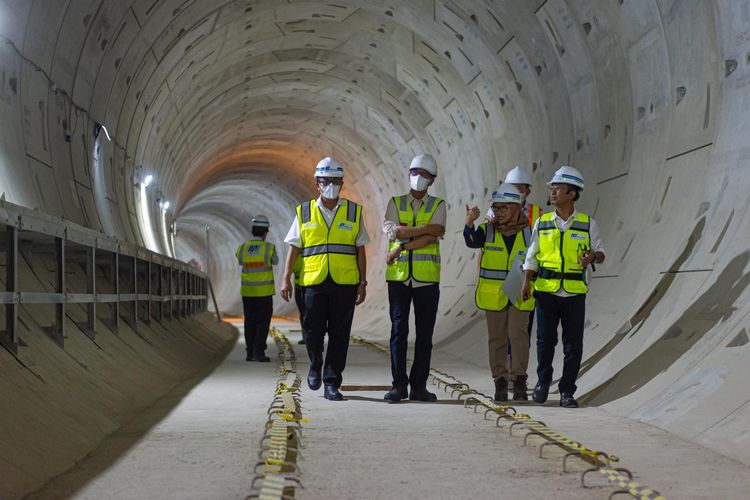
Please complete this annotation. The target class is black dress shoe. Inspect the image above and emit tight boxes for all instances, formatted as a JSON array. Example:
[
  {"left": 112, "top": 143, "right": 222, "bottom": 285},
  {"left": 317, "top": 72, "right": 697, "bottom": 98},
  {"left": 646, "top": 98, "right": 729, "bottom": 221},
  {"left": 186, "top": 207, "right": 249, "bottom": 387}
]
[
  {"left": 251, "top": 354, "right": 271, "bottom": 362},
  {"left": 324, "top": 385, "right": 344, "bottom": 401},
  {"left": 384, "top": 386, "right": 408, "bottom": 403},
  {"left": 245, "top": 352, "right": 253, "bottom": 361},
  {"left": 532, "top": 382, "right": 549, "bottom": 404},
  {"left": 297, "top": 339, "right": 306, "bottom": 345},
  {"left": 307, "top": 369, "right": 321, "bottom": 390},
  {"left": 409, "top": 388, "right": 438, "bottom": 402},
  {"left": 560, "top": 393, "right": 579, "bottom": 408}
]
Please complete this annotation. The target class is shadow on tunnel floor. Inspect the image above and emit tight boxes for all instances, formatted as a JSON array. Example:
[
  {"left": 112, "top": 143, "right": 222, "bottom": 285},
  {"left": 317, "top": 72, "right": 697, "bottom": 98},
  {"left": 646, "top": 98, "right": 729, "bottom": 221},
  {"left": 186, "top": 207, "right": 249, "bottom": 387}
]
[{"left": 22, "top": 334, "right": 237, "bottom": 500}]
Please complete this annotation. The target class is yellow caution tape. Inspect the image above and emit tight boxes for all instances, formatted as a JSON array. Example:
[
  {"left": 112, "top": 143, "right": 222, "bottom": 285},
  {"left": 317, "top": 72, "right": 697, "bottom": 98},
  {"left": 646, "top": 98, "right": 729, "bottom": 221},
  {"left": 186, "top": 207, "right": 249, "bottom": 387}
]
[
  {"left": 351, "top": 335, "right": 662, "bottom": 500},
  {"left": 251, "top": 329, "right": 305, "bottom": 499},
  {"left": 595, "top": 468, "right": 666, "bottom": 500}
]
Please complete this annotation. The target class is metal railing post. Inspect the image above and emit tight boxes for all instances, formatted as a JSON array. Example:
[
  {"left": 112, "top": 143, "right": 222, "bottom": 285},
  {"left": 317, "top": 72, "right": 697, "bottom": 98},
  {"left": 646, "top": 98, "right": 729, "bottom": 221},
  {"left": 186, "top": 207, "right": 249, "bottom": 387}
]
[{"left": 1, "top": 224, "right": 19, "bottom": 353}]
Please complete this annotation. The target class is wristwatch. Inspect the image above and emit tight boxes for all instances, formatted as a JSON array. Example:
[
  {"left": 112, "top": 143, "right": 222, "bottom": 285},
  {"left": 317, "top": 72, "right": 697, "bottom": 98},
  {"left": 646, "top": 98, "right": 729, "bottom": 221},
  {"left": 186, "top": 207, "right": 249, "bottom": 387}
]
[
  {"left": 399, "top": 242, "right": 407, "bottom": 251},
  {"left": 359, "top": 281, "right": 368, "bottom": 286}
]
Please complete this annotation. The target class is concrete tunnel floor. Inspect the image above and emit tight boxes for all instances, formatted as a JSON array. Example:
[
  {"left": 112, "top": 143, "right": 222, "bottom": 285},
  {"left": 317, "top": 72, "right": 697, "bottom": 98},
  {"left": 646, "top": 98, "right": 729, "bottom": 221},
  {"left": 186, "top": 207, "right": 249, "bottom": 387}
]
[{"left": 28, "top": 319, "right": 750, "bottom": 500}]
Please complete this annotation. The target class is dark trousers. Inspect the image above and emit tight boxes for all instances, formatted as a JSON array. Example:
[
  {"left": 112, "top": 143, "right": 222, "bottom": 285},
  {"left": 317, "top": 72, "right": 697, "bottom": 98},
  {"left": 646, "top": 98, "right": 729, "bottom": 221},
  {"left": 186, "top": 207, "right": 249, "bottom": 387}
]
[
  {"left": 388, "top": 282, "right": 440, "bottom": 389},
  {"left": 294, "top": 285, "right": 306, "bottom": 329},
  {"left": 302, "top": 278, "right": 357, "bottom": 388},
  {"left": 242, "top": 295, "right": 273, "bottom": 355},
  {"left": 534, "top": 292, "right": 586, "bottom": 395}
]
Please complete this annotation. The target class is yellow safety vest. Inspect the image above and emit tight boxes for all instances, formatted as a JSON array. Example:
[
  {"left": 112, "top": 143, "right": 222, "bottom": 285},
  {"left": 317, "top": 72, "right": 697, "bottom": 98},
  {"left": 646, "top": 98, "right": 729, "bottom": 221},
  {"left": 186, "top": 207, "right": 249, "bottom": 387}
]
[
  {"left": 236, "top": 240, "right": 275, "bottom": 297},
  {"left": 534, "top": 211, "right": 590, "bottom": 294},
  {"left": 475, "top": 224, "right": 536, "bottom": 311},
  {"left": 386, "top": 194, "right": 443, "bottom": 283},
  {"left": 297, "top": 199, "right": 361, "bottom": 286},
  {"left": 292, "top": 255, "right": 303, "bottom": 287}
]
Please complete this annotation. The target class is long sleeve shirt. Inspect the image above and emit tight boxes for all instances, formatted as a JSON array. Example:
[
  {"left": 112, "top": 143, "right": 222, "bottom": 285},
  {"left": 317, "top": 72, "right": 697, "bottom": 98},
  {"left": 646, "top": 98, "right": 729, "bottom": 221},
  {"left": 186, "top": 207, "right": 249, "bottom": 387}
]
[{"left": 463, "top": 224, "right": 517, "bottom": 251}]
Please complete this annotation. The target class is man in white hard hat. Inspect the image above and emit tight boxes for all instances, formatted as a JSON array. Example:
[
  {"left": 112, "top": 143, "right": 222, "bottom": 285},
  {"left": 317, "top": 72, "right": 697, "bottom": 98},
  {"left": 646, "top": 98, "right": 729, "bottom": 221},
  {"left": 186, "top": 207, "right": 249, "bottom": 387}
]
[
  {"left": 382, "top": 153, "right": 446, "bottom": 402},
  {"left": 236, "top": 215, "right": 278, "bottom": 362},
  {"left": 280, "top": 157, "right": 369, "bottom": 401},
  {"left": 464, "top": 183, "right": 535, "bottom": 401},
  {"left": 520, "top": 166, "right": 605, "bottom": 408},
  {"left": 485, "top": 166, "right": 542, "bottom": 228}
]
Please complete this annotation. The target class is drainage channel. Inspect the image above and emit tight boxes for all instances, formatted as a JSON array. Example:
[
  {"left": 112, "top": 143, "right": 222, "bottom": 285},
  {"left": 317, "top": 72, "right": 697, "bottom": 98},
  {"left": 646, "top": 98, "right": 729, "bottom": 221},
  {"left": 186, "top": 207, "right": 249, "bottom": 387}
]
[{"left": 351, "top": 336, "right": 666, "bottom": 500}]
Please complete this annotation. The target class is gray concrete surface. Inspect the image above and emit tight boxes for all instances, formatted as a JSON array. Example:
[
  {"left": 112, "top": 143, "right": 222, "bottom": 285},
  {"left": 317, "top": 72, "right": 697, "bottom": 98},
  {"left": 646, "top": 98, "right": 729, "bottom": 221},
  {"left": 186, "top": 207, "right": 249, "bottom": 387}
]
[
  {"left": 2, "top": 0, "right": 750, "bottom": 496},
  {"left": 28, "top": 320, "right": 750, "bottom": 499},
  {"left": 26, "top": 329, "right": 272, "bottom": 500}
]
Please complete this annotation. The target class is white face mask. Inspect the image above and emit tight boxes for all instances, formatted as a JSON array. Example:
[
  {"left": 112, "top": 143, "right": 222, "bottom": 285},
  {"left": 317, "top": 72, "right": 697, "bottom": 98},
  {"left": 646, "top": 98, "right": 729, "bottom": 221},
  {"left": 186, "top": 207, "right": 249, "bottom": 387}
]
[
  {"left": 321, "top": 183, "right": 341, "bottom": 199},
  {"left": 409, "top": 173, "right": 431, "bottom": 192}
]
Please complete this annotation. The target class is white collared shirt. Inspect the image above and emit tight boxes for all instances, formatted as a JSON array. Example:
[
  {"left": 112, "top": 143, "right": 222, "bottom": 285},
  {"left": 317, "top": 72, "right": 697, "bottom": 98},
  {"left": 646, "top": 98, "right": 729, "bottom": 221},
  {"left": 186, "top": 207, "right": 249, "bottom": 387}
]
[
  {"left": 523, "top": 209, "right": 605, "bottom": 297},
  {"left": 284, "top": 197, "right": 370, "bottom": 248}
]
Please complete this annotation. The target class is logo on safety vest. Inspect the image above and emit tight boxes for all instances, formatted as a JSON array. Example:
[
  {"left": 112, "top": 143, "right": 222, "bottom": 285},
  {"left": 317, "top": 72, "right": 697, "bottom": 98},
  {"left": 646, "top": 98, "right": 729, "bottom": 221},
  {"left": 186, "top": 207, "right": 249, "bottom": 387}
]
[{"left": 338, "top": 222, "right": 353, "bottom": 231}]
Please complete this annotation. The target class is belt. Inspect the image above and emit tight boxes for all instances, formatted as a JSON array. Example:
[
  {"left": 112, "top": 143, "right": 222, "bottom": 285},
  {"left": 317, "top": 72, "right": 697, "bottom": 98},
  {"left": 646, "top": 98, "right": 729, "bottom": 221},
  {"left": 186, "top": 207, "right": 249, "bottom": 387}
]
[{"left": 537, "top": 268, "right": 584, "bottom": 281}]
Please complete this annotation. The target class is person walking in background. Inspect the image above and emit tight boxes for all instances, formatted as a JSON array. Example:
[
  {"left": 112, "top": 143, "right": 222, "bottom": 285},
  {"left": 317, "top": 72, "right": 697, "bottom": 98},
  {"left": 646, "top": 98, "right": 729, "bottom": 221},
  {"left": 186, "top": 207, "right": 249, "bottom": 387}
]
[{"left": 236, "top": 215, "right": 277, "bottom": 362}]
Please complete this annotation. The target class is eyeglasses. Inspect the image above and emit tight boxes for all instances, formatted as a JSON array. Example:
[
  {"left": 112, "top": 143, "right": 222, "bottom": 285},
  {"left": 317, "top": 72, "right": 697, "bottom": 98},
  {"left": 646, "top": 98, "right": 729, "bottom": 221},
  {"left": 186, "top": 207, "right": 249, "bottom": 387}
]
[
  {"left": 490, "top": 205, "right": 512, "bottom": 213},
  {"left": 317, "top": 178, "right": 343, "bottom": 186}
]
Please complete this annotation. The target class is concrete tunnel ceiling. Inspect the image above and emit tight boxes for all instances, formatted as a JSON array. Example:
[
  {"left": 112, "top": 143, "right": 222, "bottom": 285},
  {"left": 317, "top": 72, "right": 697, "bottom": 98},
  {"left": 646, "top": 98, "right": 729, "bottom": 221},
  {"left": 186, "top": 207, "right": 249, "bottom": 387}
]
[{"left": 2, "top": 0, "right": 750, "bottom": 464}]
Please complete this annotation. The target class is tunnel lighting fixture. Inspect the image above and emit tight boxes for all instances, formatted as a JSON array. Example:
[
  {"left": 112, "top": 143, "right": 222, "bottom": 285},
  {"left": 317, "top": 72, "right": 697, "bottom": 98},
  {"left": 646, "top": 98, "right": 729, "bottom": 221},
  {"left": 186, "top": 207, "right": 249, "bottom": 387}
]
[
  {"left": 161, "top": 207, "right": 173, "bottom": 257},
  {"left": 101, "top": 125, "right": 112, "bottom": 142},
  {"left": 139, "top": 178, "right": 159, "bottom": 252}
]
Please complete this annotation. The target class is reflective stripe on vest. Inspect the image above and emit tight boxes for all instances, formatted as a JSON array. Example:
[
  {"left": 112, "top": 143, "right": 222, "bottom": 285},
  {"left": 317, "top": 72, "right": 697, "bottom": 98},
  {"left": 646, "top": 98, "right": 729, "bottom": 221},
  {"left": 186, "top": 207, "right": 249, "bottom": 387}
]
[
  {"left": 297, "top": 199, "right": 361, "bottom": 286},
  {"left": 534, "top": 211, "right": 590, "bottom": 294},
  {"left": 475, "top": 224, "right": 535, "bottom": 311},
  {"left": 386, "top": 194, "right": 443, "bottom": 283},
  {"left": 239, "top": 240, "right": 275, "bottom": 297},
  {"left": 528, "top": 203, "right": 542, "bottom": 228}
]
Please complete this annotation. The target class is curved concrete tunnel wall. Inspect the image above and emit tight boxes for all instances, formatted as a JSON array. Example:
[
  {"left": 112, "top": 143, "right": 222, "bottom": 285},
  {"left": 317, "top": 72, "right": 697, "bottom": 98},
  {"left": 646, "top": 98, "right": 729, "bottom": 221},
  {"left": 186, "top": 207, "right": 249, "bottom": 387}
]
[{"left": 1, "top": 0, "right": 750, "bottom": 467}]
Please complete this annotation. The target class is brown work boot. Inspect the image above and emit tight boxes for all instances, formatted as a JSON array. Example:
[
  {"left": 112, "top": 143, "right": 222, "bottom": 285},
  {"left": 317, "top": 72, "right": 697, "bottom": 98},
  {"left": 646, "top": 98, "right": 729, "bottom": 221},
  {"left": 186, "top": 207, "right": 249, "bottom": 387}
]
[
  {"left": 494, "top": 378, "right": 508, "bottom": 402},
  {"left": 513, "top": 375, "right": 529, "bottom": 401}
]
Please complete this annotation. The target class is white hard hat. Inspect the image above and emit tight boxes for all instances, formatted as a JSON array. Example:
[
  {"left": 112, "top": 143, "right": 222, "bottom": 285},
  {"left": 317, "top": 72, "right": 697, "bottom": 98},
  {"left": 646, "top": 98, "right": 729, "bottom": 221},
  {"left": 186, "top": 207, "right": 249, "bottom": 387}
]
[
  {"left": 491, "top": 183, "right": 523, "bottom": 204},
  {"left": 409, "top": 154, "right": 438, "bottom": 176},
  {"left": 504, "top": 166, "right": 533, "bottom": 186},
  {"left": 314, "top": 157, "right": 344, "bottom": 178},
  {"left": 252, "top": 215, "right": 270, "bottom": 228},
  {"left": 547, "top": 165, "right": 585, "bottom": 190}
]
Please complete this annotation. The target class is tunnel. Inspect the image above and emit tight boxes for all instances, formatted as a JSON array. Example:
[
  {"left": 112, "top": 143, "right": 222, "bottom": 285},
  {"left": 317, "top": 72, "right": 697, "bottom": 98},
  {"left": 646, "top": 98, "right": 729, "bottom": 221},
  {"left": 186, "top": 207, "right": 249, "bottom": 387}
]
[{"left": 1, "top": 1, "right": 750, "bottom": 499}]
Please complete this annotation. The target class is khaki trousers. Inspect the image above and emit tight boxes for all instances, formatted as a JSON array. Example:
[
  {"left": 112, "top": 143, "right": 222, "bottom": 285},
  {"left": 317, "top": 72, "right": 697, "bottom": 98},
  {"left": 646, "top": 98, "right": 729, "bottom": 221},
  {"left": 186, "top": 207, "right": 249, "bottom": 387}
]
[{"left": 486, "top": 305, "right": 530, "bottom": 382}]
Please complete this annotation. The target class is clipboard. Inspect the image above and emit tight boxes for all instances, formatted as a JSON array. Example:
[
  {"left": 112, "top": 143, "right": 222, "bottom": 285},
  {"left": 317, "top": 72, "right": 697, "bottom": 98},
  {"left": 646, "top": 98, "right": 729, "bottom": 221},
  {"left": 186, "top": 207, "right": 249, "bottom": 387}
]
[{"left": 502, "top": 252, "right": 526, "bottom": 303}]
